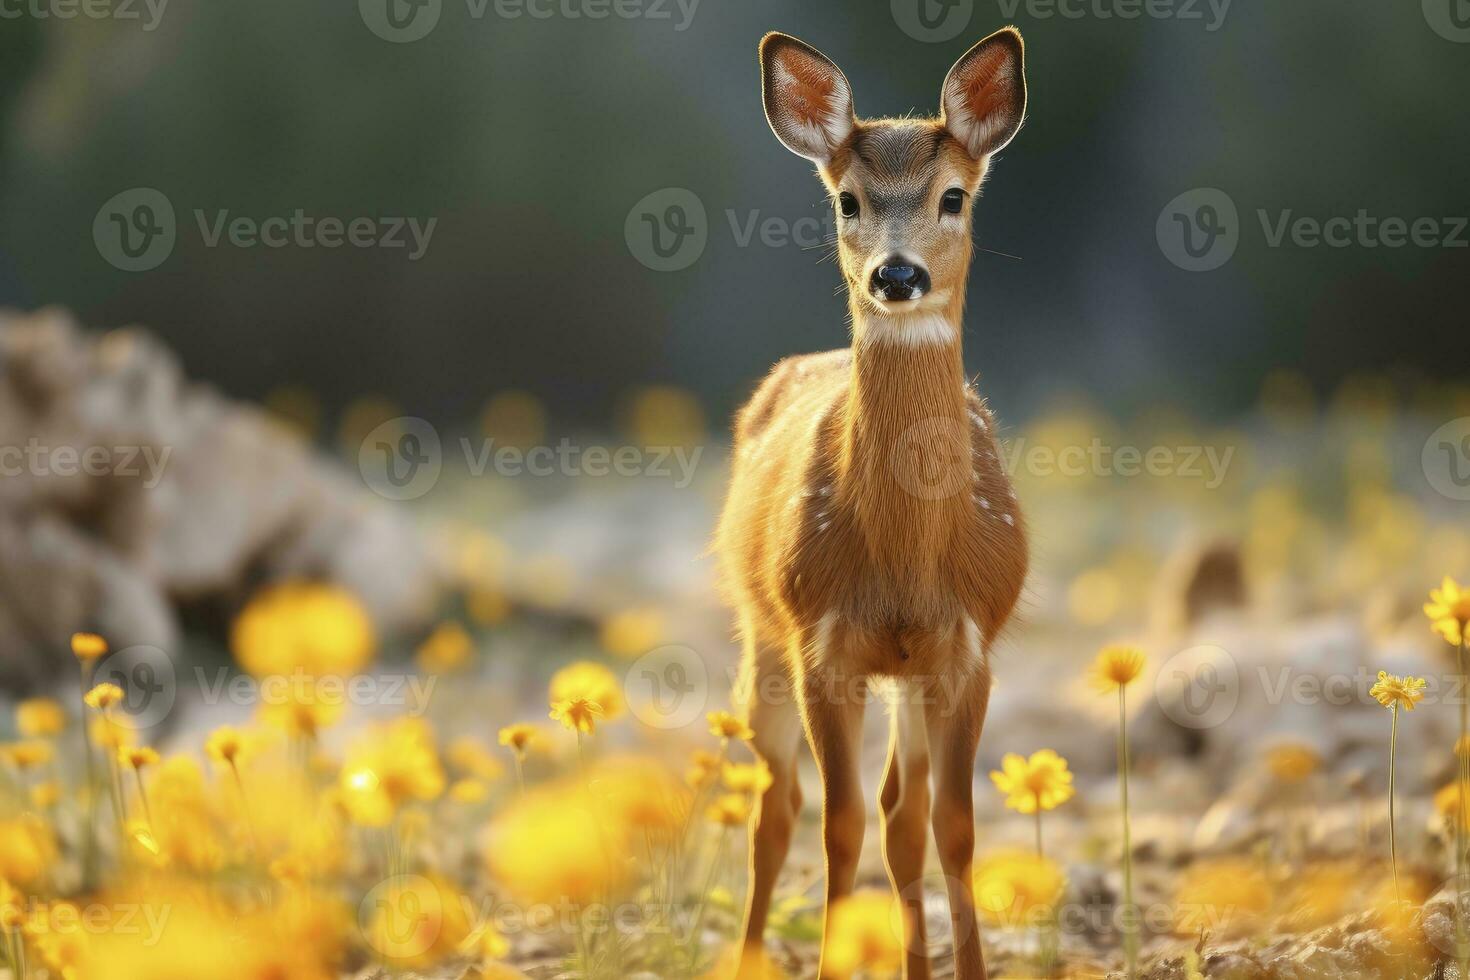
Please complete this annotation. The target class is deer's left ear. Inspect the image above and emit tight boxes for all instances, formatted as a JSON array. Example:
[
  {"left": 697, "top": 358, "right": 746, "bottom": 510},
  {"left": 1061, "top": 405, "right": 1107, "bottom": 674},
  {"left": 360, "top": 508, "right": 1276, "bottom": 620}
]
[{"left": 941, "top": 27, "right": 1027, "bottom": 161}]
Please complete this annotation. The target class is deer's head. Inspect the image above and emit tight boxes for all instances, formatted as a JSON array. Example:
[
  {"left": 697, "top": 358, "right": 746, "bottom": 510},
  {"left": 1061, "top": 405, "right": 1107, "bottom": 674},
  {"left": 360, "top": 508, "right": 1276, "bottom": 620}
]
[{"left": 759, "top": 29, "right": 1026, "bottom": 331}]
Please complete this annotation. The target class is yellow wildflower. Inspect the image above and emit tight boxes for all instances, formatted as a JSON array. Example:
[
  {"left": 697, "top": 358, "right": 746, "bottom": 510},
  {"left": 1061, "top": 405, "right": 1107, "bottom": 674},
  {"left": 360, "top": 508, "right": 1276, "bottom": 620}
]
[
  {"left": 16, "top": 698, "right": 66, "bottom": 737},
  {"left": 1369, "top": 671, "right": 1426, "bottom": 711},
  {"left": 3, "top": 741, "right": 53, "bottom": 771},
  {"left": 707, "top": 793, "right": 751, "bottom": 827},
  {"left": 990, "top": 749, "right": 1076, "bottom": 814},
  {"left": 497, "top": 723, "right": 541, "bottom": 756},
  {"left": 721, "top": 760, "right": 774, "bottom": 796},
  {"left": 231, "top": 580, "right": 375, "bottom": 678},
  {"left": 550, "top": 697, "right": 603, "bottom": 734},
  {"left": 447, "top": 737, "right": 504, "bottom": 780},
  {"left": 119, "top": 746, "right": 160, "bottom": 770},
  {"left": 1092, "top": 643, "right": 1146, "bottom": 691},
  {"left": 1426, "top": 576, "right": 1470, "bottom": 645},
  {"left": 88, "top": 715, "right": 136, "bottom": 750},
  {"left": 973, "top": 849, "right": 1067, "bottom": 928},
  {"left": 708, "top": 710, "right": 754, "bottom": 742},
  {"left": 548, "top": 661, "right": 624, "bottom": 721},
  {"left": 339, "top": 717, "right": 446, "bottom": 827},
  {"left": 416, "top": 621, "right": 474, "bottom": 673},
  {"left": 1265, "top": 742, "right": 1321, "bottom": 784},
  {"left": 449, "top": 778, "right": 490, "bottom": 804},
  {"left": 205, "top": 725, "right": 247, "bottom": 766},
  {"left": 83, "top": 683, "right": 123, "bottom": 711},
  {"left": 823, "top": 890, "right": 904, "bottom": 978},
  {"left": 70, "top": 632, "right": 107, "bottom": 661}
]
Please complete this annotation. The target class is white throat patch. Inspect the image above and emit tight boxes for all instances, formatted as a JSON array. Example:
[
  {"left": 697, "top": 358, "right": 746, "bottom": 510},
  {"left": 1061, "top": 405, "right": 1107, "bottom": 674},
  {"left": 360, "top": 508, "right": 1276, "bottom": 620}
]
[{"left": 860, "top": 312, "right": 958, "bottom": 347}]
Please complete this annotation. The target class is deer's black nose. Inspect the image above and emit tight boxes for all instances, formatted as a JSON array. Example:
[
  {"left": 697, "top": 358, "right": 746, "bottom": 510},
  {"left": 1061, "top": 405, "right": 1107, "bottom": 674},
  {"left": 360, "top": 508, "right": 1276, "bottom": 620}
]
[{"left": 871, "top": 259, "right": 930, "bottom": 300}]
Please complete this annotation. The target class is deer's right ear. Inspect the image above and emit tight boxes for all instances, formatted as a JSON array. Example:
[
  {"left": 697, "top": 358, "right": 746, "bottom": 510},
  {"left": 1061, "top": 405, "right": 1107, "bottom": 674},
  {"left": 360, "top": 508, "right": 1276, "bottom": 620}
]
[{"left": 759, "top": 33, "right": 854, "bottom": 165}]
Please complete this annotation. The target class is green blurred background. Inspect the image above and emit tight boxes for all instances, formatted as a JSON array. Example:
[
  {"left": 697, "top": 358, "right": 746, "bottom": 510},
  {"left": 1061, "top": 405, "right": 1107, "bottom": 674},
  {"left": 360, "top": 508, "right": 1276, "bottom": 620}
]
[{"left": 0, "top": 0, "right": 1466, "bottom": 427}]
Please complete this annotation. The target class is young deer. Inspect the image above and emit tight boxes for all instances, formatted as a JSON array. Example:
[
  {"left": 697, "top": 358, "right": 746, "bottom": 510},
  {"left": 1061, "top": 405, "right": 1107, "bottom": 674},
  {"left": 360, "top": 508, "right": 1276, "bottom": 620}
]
[{"left": 715, "top": 28, "right": 1029, "bottom": 980}]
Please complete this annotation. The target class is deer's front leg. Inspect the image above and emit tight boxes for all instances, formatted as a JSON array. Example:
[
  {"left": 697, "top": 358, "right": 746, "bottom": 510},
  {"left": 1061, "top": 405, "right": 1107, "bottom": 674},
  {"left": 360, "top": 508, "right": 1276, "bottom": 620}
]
[
  {"left": 794, "top": 624, "right": 868, "bottom": 978},
  {"left": 925, "top": 651, "right": 992, "bottom": 980}
]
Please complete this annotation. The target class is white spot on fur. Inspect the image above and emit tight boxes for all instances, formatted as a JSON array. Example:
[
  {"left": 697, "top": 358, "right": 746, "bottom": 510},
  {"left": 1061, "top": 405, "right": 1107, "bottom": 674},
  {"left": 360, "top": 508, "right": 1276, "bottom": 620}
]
[
  {"left": 976, "top": 496, "right": 990, "bottom": 510},
  {"left": 1002, "top": 513, "right": 1014, "bottom": 525}
]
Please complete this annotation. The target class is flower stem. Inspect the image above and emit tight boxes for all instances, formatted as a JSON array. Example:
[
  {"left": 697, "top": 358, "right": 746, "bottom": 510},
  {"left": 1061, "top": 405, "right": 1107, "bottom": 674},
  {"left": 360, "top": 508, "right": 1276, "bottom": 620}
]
[
  {"left": 1458, "top": 637, "right": 1469, "bottom": 976},
  {"left": 1034, "top": 804, "right": 1044, "bottom": 860},
  {"left": 1118, "top": 686, "right": 1137, "bottom": 979},
  {"left": 1388, "top": 703, "right": 1401, "bottom": 909}
]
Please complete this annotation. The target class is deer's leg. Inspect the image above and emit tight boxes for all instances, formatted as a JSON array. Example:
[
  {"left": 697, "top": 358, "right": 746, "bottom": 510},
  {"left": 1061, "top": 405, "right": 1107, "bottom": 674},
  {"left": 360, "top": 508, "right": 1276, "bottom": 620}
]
[
  {"left": 794, "top": 618, "right": 868, "bottom": 978},
  {"left": 925, "top": 635, "right": 992, "bottom": 980},
  {"left": 880, "top": 681, "right": 933, "bottom": 980},
  {"left": 736, "top": 632, "right": 803, "bottom": 976}
]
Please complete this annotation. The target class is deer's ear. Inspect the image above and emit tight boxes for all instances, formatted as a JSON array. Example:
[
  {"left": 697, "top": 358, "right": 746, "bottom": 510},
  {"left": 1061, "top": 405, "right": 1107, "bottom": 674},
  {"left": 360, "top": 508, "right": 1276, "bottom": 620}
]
[
  {"left": 941, "top": 27, "right": 1026, "bottom": 161},
  {"left": 760, "top": 33, "right": 854, "bottom": 164}
]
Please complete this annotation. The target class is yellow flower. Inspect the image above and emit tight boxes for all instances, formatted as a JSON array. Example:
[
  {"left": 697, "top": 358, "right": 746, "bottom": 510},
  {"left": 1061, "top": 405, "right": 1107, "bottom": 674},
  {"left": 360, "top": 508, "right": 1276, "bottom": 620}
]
[
  {"left": 722, "top": 760, "right": 773, "bottom": 796},
  {"left": 231, "top": 580, "right": 375, "bottom": 678},
  {"left": 3, "top": 741, "right": 53, "bottom": 771},
  {"left": 1369, "top": 671, "right": 1426, "bottom": 711},
  {"left": 550, "top": 697, "right": 604, "bottom": 734},
  {"left": 1436, "top": 781, "right": 1469, "bottom": 832},
  {"left": 449, "top": 778, "right": 490, "bottom": 804},
  {"left": 119, "top": 746, "right": 160, "bottom": 770},
  {"left": 30, "top": 781, "right": 60, "bottom": 808},
  {"left": 990, "top": 749, "right": 1076, "bottom": 814},
  {"left": 548, "top": 661, "right": 624, "bottom": 721},
  {"left": 0, "top": 815, "right": 58, "bottom": 886},
  {"left": 708, "top": 710, "right": 754, "bottom": 742},
  {"left": 973, "top": 849, "right": 1067, "bottom": 927},
  {"left": 416, "top": 621, "right": 474, "bottom": 673},
  {"left": 339, "top": 717, "right": 446, "bottom": 827},
  {"left": 447, "top": 737, "right": 504, "bottom": 780},
  {"left": 83, "top": 683, "right": 123, "bottom": 711},
  {"left": 256, "top": 676, "right": 345, "bottom": 739},
  {"left": 1265, "top": 742, "right": 1321, "bottom": 784},
  {"left": 489, "top": 777, "right": 634, "bottom": 905},
  {"left": 16, "top": 698, "right": 66, "bottom": 737},
  {"left": 823, "top": 890, "right": 904, "bottom": 978},
  {"left": 70, "top": 632, "right": 108, "bottom": 661},
  {"left": 1172, "top": 858, "right": 1271, "bottom": 938},
  {"left": 1426, "top": 576, "right": 1470, "bottom": 645},
  {"left": 1091, "top": 644, "right": 1146, "bottom": 691},
  {"left": 592, "top": 758, "right": 688, "bottom": 835},
  {"left": 497, "top": 723, "right": 541, "bottom": 756},
  {"left": 599, "top": 606, "right": 664, "bottom": 658},
  {"left": 205, "top": 725, "right": 247, "bottom": 766},
  {"left": 89, "top": 715, "right": 136, "bottom": 750},
  {"left": 707, "top": 793, "right": 752, "bottom": 827},
  {"left": 686, "top": 749, "right": 722, "bottom": 790}
]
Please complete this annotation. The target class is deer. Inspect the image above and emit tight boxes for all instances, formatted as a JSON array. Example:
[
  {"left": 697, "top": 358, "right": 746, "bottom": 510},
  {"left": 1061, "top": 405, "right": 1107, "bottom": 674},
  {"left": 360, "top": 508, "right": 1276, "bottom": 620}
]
[{"left": 714, "top": 27, "right": 1029, "bottom": 980}]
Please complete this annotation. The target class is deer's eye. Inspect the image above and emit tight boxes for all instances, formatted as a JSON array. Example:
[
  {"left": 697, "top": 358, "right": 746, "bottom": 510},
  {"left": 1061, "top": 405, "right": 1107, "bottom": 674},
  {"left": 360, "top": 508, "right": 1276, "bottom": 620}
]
[
  {"left": 838, "top": 192, "right": 859, "bottom": 219},
  {"left": 941, "top": 188, "right": 965, "bottom": 215}
]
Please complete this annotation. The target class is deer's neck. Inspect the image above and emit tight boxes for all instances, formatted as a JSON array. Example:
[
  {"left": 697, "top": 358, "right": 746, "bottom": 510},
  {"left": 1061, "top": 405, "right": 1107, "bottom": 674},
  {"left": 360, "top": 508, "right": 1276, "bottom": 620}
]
[{"left": 838, "top": 310, "right": 970, "bottom": 569}]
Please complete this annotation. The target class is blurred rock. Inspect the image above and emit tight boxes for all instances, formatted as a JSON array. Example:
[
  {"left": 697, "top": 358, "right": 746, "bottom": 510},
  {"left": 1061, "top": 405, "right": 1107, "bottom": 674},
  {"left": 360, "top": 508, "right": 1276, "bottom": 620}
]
[{"left": 0, "top": 307, "right": 446, "bottom": 687}]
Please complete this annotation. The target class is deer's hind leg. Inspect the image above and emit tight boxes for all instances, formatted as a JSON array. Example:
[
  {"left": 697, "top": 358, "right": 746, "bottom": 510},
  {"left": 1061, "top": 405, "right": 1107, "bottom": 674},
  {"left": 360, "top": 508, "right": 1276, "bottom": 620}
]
[{"left": 736, "top": 618, "right": 803, "bottom": 976}]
